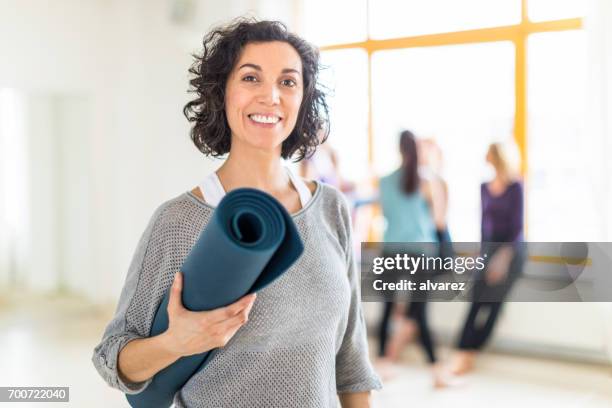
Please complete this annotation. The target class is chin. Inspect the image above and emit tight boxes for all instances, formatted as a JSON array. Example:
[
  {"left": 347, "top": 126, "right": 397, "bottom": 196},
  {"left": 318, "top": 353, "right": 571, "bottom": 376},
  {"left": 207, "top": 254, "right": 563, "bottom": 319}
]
[
  {"left": 239, "top": 141, "right": 281, "bottom": 155},
  {"left": 246, "top": 134, "right": 288, "bottom": 152}
]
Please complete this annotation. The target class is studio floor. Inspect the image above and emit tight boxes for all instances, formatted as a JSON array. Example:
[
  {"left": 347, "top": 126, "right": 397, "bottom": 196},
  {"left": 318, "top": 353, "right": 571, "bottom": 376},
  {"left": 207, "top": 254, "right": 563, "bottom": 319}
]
[{"left": 1, "top": 292, "right": 611, "bottom": 408}]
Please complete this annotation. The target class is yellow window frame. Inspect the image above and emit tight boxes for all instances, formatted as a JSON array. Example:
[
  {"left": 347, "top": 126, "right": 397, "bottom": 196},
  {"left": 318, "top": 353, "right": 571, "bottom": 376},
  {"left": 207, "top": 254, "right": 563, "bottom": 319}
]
[{"left": 320, "top": 0, "right": 583, "bottom": 176}]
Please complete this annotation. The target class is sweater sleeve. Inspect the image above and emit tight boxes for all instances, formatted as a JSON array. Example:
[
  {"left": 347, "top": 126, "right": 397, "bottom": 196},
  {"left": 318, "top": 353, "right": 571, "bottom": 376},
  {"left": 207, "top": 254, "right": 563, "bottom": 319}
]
[
  {"left": 335, "top": 195, "right": 383, "bottom": 394},
  {"left": 91, "top": 204, "right": 167, "bottom": 394}
]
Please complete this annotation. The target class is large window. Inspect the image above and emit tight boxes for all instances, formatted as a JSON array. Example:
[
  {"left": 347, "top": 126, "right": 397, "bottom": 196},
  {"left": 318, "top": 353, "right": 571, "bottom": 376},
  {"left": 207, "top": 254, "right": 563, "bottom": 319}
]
[
  {"left": 318, "top": 49, "right": 369, "bottom": 182},
  {"left": 301, "top": 0, "right": 367, "bottom": 46},
  {"left": 527, "top": 31, "right": 595, "bottom": 240},
  {"left": 371, "top": 42, "right": 515, "bottom": 239},
  {"left": 528, "top": 0, "right": 586, "bottom": 22},
  {"left": 369, "top": 0, "right": 521, "bottom": 39},
  {"left": 299, "top": 0, "right": 586, "bottom": 240}
]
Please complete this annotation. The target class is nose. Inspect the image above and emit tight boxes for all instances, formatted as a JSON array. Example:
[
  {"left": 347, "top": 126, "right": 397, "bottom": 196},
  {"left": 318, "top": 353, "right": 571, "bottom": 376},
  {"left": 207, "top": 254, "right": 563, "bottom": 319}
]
[{"left": 257, "top": 82, "right": 280, "bottom": 106}]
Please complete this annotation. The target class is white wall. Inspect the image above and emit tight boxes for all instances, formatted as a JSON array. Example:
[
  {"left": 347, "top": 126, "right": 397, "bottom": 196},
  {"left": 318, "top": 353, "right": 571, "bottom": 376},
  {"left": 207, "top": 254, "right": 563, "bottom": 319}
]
[
  {"left": 0, "top": 89, "right": 29, "bottom": 288},
  {"left": 586, "top": 0, "right": 612, "bottom": 360},
  {"left": 586, "top": 0, "right": 612, "bottom": 241},
  {"left": 0, "top": 0, "right": 197, "bottom": 302},
  {"left": 25, "top": 94, "right": 61, "bottom": 292},
  {"left": 0, "top": 0, "right": 299, "bottom": 303}
]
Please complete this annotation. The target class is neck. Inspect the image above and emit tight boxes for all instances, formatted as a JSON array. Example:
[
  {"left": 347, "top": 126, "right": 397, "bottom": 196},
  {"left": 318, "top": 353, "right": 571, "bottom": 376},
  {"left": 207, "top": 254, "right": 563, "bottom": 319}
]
[
  {"left": 216, "top": 142, "right": 289, "bottom": 193},
  {"left": 493, "top": 170, "right": 510, "bottom": 185}
]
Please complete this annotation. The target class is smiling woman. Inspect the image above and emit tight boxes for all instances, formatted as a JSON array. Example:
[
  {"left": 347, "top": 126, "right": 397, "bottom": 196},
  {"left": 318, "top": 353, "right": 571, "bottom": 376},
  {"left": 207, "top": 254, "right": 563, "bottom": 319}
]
[
  {"left": 183, "top": 20, "right": 329, "bottom": 161},
  {"left": 92, "top": 18, "right": 382, "bottom": 408}
]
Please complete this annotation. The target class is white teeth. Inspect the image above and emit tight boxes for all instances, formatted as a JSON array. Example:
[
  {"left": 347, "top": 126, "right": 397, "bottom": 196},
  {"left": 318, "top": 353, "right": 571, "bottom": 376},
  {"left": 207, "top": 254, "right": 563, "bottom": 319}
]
[{"left": 249, "top": 114, "right": 280, "bottom": 124}]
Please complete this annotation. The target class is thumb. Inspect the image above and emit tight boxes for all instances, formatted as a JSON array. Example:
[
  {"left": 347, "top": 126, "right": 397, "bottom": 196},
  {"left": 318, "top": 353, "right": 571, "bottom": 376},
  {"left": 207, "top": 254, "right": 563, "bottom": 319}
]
[{"left": 167, "top": 271, "right": 184, "bottom": 314}]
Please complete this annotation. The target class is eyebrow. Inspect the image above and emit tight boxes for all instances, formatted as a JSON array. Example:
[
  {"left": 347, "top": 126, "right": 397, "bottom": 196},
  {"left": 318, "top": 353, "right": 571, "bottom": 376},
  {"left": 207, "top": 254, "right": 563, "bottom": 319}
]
[{"left": 238, "top": 63, "right": 301, "bottom": 75}]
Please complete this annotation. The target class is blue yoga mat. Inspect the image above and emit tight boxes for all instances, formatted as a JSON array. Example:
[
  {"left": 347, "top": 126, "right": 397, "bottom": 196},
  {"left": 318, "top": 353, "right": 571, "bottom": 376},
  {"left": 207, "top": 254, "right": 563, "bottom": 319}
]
[{"left": 126, "top": 188, "right": 304, "bottom": 407}]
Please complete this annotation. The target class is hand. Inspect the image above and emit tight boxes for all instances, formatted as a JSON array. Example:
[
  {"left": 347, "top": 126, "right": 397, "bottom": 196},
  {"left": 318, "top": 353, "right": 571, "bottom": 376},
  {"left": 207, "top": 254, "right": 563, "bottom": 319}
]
[
  {"left": 161, "top": 271, "right": 256, "bottom": 358},
  {"left": 485, "top": 246, "right": 513, "bottom": 285}
]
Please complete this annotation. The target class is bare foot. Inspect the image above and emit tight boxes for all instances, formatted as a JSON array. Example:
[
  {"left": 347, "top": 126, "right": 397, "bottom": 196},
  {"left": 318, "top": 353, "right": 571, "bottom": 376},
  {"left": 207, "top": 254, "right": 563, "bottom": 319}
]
[
  {"left": 432, "top": 363, "right": 466, "bottom": 389},
  {"left": 450, "top": 350, "right": 477, "bottom": 375},
  {"left": 385, "top": 318, "right": 417, "bottom": 362},
  {"left": 433, "top": 364, "right": 449, "bottom": 389}
]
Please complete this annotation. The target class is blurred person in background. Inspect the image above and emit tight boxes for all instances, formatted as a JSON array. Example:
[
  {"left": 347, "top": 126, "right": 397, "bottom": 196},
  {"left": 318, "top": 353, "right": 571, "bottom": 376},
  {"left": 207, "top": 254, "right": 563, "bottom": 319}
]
[
  {"left": 450, "top": 141, "right": 526, "bottom": 375},
  {"left": 376, "top": 130, "right": 450, "bottom": 388},
  {"left": 299, "top": 129, "right": 355, "bottom": 193},
  {"left": 418, "top": 138, "right": 451, "bottom": 245}
]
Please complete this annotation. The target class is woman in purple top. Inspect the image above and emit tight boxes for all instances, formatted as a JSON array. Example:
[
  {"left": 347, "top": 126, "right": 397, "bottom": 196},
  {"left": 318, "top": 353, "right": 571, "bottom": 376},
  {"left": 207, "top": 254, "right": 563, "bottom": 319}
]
[
  {"left": 480, "top": 179, "right": 523, "bottom": 243},
  {"left": 451, "top": 142, "right": 527, "bottom": 375}
]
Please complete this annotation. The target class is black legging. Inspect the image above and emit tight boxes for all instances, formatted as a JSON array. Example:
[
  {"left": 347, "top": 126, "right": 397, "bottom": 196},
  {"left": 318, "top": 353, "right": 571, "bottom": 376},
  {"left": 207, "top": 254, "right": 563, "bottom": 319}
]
[
  {"left": 377, "top": 231, "right": 454, "bottom": 364},
  {"left": 457, "top": 247, "right": 526, "bottom": 350},
  {"left": 457, "top": 301, "right": 504, "bottom": 350},
  {"left": 378, "top": 300, "right": 437, "bottom": 363}
]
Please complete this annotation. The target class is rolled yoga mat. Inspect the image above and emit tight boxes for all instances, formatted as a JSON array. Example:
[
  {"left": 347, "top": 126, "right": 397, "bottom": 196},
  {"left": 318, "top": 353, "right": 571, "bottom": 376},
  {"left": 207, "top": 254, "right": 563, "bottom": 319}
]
[{"left": 126, "top": 188, "right": 304, "bottom": 408}]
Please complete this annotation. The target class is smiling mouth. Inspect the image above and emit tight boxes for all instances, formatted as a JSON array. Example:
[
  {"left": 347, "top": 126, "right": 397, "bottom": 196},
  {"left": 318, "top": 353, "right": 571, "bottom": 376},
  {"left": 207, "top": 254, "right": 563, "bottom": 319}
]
[{"left": 248, "top": 114, "right": 282, "bottom": 124}]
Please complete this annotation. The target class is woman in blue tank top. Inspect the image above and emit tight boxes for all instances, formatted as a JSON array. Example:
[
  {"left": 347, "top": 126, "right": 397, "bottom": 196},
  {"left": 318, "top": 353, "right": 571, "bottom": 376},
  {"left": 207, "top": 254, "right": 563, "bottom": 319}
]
[{"left": 377, "top": 130, "right": 450, "bottom": 388}]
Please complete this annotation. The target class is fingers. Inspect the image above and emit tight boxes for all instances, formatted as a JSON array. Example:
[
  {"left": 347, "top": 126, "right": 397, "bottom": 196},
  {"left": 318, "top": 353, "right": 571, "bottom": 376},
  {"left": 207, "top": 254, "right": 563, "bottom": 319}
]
[
  {"left": 210, "top": 300, "right": 254, "bottom": 347},
  {"left": 167, "top": 271, "right": 184, "bottom": 315},
  {"left": 214, "top": 304, "right": 250, "bottom": 332},
  {"left": 202, "top": 293, "right": 256, "bottom": 324}
]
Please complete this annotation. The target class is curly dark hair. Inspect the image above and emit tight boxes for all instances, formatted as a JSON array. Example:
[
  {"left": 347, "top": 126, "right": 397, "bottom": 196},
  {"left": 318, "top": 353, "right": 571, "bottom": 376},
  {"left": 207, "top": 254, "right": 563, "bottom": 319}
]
[{"left": 183, "top": 18, "right": 329, "bottom": 161}]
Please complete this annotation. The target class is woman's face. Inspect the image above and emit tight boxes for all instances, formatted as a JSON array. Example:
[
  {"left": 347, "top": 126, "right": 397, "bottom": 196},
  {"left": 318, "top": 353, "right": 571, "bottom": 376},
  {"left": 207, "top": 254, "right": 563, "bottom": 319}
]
[
  {"left": 486, "top": 147, "right": 494, "bottom": 165},
  {"left": 224, "top": 41, "right": 304, "bottom": 155}
]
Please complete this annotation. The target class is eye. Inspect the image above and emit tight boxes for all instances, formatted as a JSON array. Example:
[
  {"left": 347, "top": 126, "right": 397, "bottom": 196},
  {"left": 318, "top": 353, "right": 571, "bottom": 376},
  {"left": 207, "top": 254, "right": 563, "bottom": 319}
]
[
  {"left": 242, "top": 75, "right": 258, "bottom": 82},
  {"left": 281, "top": 78, "right": 297, "bottom": 87}
]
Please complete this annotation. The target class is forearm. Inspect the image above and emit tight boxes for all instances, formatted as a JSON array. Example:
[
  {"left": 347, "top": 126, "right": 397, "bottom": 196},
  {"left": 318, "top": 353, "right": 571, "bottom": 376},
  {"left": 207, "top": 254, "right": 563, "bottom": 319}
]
[
  {"left": 339, "top": 391, "right": 371, "bottom": 408},
  {"left": 429, "top": 179, "right": 448, "bottom": 229},
  {"left": 117, "top": 333, "right": 179, "bottom": 384},
  {"left": 497, "top": 244, "right": 514, "bottom": 262}
]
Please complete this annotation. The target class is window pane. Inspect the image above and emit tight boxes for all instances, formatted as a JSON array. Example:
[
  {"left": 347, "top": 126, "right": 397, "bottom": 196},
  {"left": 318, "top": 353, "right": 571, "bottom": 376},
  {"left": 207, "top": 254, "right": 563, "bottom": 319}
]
[
  {"left": 318, "top": 49, "right": 369, "bottom": 183},
  {"left": 527, "top": 31, "right": 598, "bottom": 240},
  {"left": 528, "top": 0, "right": 586, "bottom": 22},
  {"left": 369, "top": 0, "right": 521, "bottom": 39},
  {"left": 371, "top": 42, "right": 515, "bottom": 240},
  {"left": 300, "top": 0, "right": 367, "bottom": 46}
]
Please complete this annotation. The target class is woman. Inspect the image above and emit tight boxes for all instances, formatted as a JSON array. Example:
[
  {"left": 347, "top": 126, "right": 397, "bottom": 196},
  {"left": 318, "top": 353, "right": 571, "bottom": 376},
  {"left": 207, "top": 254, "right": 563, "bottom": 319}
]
[
  {"left": 92, "top": 19, "right": 381, "bottom": 407},
  {"left": 451, "top": 141, "right": 525, "bottom": 375},
  {"left": 377, "top": 130, "right": 449, "bottom": 387}
]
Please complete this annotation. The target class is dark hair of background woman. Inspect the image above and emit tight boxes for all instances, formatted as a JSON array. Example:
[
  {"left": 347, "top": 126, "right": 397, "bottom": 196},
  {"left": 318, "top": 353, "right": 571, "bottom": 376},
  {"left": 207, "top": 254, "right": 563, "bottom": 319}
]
[
  {"left": 183, "top": 18, "right": 330, "bottom": 161},
  {"left": 399, "top": 130, "right": 419, "bottom": 194}
]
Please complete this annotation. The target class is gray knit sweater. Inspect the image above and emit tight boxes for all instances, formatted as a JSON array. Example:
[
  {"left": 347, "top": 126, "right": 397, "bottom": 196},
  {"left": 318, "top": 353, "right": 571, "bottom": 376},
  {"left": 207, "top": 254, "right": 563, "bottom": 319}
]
[{"left": 92, "top": 182, "right": 382, "bottom": 407}]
